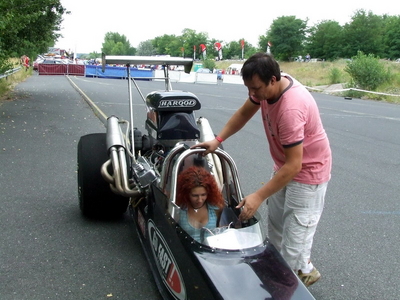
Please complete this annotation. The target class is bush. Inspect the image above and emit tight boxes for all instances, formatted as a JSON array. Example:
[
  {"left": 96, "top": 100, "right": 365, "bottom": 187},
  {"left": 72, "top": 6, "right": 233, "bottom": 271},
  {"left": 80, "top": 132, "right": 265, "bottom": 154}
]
[
  {"left": 202, "top": 59, "right": 216, "bottom": 71},
  {"left": 0, "top": 60, "right": 31, "bottom": 100},
  {"left": 0, "top": 55, "right": 14, "bottom": 74},
  {"left": 329, "top": 67, "right": 342, "bottom": 84},
  {"left": 344, "top": 51, "right": 390, "bottom": 91}
]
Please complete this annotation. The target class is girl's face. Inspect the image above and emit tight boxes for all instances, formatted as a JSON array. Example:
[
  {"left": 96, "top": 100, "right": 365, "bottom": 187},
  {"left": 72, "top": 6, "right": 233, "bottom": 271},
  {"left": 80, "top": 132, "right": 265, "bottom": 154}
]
[{"left": 189, "top": 186, "right": 208, "bottom": 208}]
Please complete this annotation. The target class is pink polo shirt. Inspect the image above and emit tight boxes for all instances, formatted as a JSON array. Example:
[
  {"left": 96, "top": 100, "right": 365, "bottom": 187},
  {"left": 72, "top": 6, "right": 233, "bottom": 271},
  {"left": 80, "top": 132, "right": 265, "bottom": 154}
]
[{"left": 250, "top": 75, "right": 332, "bottom": 184}]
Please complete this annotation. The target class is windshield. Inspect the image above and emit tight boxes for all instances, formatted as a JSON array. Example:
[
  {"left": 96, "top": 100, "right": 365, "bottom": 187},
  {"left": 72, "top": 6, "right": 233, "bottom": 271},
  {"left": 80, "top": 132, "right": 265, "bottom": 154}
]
[
  {"left": 201, "top": 218, "right": 266, "bottom": 250},
  {"left": 175, "top": 205, "right": 267, "bottom": 250}
]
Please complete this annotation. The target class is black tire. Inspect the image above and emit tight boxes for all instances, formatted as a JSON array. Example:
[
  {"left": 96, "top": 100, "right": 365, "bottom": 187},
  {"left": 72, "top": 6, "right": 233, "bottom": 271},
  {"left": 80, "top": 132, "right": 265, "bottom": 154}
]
[{"left": 77, "top": 133, "right": 129, "bottom": 218}]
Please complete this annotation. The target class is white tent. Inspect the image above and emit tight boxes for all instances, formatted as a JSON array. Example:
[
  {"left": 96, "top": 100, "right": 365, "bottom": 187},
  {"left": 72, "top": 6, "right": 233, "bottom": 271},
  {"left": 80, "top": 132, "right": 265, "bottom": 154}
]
[{"left": 227, "top": 63, "right": 243, "bottom": 75}]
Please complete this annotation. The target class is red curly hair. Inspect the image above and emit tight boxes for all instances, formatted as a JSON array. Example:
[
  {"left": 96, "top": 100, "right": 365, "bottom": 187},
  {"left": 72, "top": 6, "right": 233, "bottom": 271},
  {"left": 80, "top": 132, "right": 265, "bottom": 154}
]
[{"left": 176, "top": 166, "right": 224, "bottom": 209}]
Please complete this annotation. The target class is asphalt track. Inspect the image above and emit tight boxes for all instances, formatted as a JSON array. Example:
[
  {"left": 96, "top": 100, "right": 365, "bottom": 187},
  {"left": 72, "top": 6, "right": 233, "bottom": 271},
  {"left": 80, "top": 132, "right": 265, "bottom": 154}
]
[
  {"left": 0, "top": 74, "right": 161, "bottom": 300},
  {"left": 1, "top": 73, "right": 400, "bottom": 300}
]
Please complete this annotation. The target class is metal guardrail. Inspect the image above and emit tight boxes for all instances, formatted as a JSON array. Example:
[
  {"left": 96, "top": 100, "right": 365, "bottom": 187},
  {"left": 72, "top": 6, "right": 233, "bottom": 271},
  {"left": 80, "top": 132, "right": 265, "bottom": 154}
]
[{"left": 0, "top": 67, "right": 22, "bottom": 79}]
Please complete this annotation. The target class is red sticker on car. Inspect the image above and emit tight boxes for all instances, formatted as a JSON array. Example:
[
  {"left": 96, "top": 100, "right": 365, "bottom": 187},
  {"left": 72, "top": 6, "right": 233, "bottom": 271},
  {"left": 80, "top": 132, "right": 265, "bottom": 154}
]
[{"left": 148, "top": 220, "right": 186, "bottom": 300}]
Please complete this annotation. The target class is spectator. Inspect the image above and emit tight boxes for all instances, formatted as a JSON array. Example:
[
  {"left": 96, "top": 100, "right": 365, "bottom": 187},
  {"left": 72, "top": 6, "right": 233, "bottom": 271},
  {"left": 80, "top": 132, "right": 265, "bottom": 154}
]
[{"left": 21, "top": 55, "right": 30, "bottom": 70}]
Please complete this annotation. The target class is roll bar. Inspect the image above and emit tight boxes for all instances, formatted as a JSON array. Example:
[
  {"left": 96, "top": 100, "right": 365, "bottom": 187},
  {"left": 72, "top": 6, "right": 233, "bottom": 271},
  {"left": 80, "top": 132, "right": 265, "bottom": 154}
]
[{"left": 167, "top": 147, "right": 245, "bottom": 220}]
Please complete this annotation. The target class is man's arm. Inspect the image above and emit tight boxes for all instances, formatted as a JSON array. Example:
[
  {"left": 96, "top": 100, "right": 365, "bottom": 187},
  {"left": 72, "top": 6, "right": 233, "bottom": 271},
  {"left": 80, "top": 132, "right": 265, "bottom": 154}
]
[
  {"left": 237, "top": 143, "right": 303, "bottom": 220},
  {"left": 217, "top": 98, "right": 259, "bottom": 141},
  {"left": 194, "top": 98, "right": 259, "bottom": 154}
]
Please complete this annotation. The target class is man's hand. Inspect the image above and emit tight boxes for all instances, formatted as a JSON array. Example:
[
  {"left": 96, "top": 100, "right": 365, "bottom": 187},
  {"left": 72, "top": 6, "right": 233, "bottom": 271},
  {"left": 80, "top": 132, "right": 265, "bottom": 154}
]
[
  {"left": 191, "top": 139, "right": 220, "bottom": 156},
  {"left": 236, "top": 193, "right": 264, "bottom": 220}
]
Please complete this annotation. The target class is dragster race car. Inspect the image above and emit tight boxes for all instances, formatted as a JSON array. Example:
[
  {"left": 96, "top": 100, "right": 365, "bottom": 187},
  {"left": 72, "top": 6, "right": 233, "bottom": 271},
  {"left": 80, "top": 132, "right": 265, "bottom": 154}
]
[{"left": 77, "top": 55, "right": 316, "bottom": 300}]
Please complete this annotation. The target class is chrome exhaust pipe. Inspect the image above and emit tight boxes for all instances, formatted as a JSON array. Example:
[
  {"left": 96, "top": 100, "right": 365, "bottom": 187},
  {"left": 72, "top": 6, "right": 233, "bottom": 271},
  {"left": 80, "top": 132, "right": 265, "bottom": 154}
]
[
  {"left": 101, "top": 116, "right": 142, "bottom": 197},
  {"left": 106, "top": 116, "right": 125, "bottom": 152}
]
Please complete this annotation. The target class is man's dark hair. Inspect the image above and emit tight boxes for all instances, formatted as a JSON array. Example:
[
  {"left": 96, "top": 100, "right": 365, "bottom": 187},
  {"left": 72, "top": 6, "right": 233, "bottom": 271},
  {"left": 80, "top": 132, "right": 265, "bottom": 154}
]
[{"left": 241, "top": 52, "right": 281, "bottom": 85}]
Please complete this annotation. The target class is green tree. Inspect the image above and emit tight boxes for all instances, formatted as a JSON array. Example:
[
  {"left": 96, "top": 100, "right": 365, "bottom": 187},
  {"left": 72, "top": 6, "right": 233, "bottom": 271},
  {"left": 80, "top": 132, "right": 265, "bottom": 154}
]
[
  {"left": 0, "top": 0, "right": 68, "bottom": 72},
  {"left": 151, "top": 29, "right": 210, "bottom": 59},
  {"left": 168, "top": 37, "right": 185, "bottom": 57},
  {"left": 209, "top": 38, "right": 220, "bottom": 60},
  {"left": 150, "top": 29, "right": 258, "bottom": 60},
  {"left": 341, "top": 9, "right": 385, "bottom": 58},
  {"left": 180, "top": 29, "right": 209, "bottom": 59},
  {"left": 261, "top": 16, "right": 307, "bottom": 61},
  {"left": 86, "top": 52, "right": 100, "bottom": 59},
  {"left": 136, "top": 40, "right": 155, "bottom": 56},
  {"left": 152, "top": 34, "right": 174, "bottom": 55},
  {"left": 220, "top": 39, "right": 255, "bottom": 60},
  {"left": 258, "top": 35, "right": 270, "bottom": 53},
  {"left": 382, "top": 15, "right": 400, "bottom": 60},
  {"left": 306, "top": 20, "right": 344, "bottom": 60},
  {"left": 220, "top": 40, "right": 239, "bottom": 59},
  {"left": 101, "top": 32, "right": 136, "bottom": 55},
  {"left": 152, "top": 34, "right": 181, "bottom": 56},
  {"left": 242, "top": 42, "right": 257, "bottom": 59}
]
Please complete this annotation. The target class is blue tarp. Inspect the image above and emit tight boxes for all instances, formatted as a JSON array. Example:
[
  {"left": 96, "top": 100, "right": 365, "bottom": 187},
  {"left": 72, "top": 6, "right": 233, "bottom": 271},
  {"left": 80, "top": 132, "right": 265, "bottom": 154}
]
[{"left": 85, "top": 65, "right": 153, "bottom": 79}]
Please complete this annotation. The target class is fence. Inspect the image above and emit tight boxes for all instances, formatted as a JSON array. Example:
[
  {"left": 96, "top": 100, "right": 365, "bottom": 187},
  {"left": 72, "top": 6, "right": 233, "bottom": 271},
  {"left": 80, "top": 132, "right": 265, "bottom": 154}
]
[
  {"left": 38, "top": 64, "right": 153, "bottom": 79},
  {"left": 0, "top": 67, "right": 22, "bottom": 79},
  {"left": 34, "top": 63, "right": 245, "bottom": 85},
  {"left": 38, "top": 64, "right": 85, "bottom": 76},
  {"left": 85, "top": 65, "right": 153, "bottom": 79}
]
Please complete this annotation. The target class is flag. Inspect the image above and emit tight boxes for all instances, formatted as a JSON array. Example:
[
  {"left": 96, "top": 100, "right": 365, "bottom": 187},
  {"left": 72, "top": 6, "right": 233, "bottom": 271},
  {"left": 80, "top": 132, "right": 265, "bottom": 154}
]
[
  {"left": 214, "top": 42, "right": 223, "bottom": 60},
  {"left": 200, "top": 44, "right": 207, "bottom": 59},
  {"left": 200, "top": 44, "right": 207, "bottom": 53},
  {"left": 214, "top": 42, "right": 222, "bottom": 51}
]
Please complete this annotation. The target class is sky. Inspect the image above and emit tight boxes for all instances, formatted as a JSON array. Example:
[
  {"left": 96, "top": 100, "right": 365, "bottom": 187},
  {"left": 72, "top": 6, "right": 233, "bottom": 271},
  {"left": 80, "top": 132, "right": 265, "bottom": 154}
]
[{"left": 56, "top": 0, "right": 400, "bottom": 54}]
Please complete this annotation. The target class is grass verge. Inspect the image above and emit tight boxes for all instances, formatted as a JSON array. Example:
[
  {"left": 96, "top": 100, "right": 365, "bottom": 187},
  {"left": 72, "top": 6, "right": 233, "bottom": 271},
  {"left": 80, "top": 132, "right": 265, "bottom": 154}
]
[
  {"left": 0, "top": 67, "right": 32, "bottom": 105},
  {"left": 215, "top": 59, "right": 400, "bottom": 103}
]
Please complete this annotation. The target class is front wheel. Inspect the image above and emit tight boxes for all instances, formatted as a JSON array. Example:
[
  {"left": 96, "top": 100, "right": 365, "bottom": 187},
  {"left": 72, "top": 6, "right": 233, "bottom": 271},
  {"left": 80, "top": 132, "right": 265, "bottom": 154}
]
[{"left": 77, "top": 133, "right": 129, "bottom": 218}]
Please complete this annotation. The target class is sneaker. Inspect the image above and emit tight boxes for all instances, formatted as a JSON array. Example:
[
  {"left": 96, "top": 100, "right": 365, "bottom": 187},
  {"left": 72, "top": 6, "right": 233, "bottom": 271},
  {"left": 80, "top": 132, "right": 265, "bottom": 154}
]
[{"left": 298, "top": 267, "right": 321, "bottom": 287}]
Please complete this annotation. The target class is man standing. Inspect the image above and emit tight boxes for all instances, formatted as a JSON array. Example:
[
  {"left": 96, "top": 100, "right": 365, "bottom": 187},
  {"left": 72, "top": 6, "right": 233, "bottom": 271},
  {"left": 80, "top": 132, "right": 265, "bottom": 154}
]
[
  {"left": 196, "top": 52, "right": 332, "bottom": 287},
  {"left": 24, "top": 55, "right": 30, "bottom": 70}
]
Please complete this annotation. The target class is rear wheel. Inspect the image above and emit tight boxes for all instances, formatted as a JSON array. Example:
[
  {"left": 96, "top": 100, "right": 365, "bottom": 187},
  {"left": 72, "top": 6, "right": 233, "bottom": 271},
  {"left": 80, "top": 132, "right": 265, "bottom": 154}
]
[{"left": 77, "top": 133, "right": 129, "bottom": 218}]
